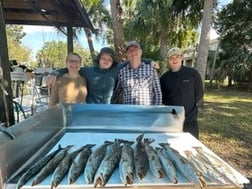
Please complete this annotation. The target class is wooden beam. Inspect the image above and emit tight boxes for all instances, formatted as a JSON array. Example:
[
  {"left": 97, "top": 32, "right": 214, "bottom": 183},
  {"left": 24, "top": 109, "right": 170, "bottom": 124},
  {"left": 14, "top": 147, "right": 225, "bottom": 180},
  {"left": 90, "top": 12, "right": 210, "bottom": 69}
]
[{"left": 0, "top": 0, "right": 15, "bottom": 126}]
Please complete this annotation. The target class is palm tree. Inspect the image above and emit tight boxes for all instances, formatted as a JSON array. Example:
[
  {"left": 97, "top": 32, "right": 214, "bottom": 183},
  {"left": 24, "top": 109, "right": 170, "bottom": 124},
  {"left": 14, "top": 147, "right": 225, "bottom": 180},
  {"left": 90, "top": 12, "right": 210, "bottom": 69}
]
[
  {"left": 110, "top": 0, "right": 125, "bottom": 61},
  {"left": 123, "top": 0, "right": 202, "bottom": 61},
  {"left": 196, "top": 0, "right": 215, "bottom": 89},
  {"left": 81, "top": 0, "right": 111, "bottom": 62},
  {"left": 123, "top": 0, "right": 174, "bottom": 59}
]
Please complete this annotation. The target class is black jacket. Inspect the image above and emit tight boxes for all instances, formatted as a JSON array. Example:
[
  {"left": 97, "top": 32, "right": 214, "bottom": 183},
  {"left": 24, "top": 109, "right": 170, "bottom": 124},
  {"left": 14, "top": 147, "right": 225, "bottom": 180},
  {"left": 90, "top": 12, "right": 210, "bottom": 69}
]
[{"left": 160, "top": 66, "right": 203, "bottom": 123}]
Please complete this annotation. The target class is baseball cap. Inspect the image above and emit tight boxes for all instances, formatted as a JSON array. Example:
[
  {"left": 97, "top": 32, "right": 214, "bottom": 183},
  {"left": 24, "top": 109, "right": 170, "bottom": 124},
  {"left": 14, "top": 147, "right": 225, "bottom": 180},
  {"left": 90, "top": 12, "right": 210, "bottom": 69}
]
[
  {"left": 125, "top": 41, "right": 141, "bottom": 51},
  {"left": 167, "top": 47, "right": 183, "bottom": 57}
]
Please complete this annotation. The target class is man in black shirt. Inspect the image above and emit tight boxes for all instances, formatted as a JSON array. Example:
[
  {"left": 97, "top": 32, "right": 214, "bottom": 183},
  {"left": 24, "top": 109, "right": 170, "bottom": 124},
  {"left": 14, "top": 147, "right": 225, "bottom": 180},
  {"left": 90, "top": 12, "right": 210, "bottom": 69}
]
[{"left": 160, "top": 47, "right": 203, "bottom": 139}]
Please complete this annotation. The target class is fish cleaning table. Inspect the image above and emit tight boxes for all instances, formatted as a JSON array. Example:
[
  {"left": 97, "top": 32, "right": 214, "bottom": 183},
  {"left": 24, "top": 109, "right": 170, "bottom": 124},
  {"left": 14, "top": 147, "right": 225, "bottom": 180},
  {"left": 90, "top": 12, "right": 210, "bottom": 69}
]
[{"left": 0, "top": 104, "right": 249, "bottom": 189}]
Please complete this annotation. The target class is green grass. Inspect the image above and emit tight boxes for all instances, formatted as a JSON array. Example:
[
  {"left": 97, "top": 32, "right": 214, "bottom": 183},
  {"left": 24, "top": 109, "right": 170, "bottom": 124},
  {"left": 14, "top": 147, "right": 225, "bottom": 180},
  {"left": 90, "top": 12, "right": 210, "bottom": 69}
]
[{"left": 198, "top": 87, "right": 252, "bottom": 178}]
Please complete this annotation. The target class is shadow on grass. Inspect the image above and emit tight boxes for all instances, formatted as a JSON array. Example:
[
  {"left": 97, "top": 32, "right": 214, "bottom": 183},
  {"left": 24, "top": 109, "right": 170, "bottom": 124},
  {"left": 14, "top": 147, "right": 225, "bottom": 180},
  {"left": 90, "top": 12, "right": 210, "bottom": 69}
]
[
  {"left": 199, "top": 100, "right": 252, "bottom": 141},
  {"left": 198, "top": 88, "right": 252, "bottom": 178}
]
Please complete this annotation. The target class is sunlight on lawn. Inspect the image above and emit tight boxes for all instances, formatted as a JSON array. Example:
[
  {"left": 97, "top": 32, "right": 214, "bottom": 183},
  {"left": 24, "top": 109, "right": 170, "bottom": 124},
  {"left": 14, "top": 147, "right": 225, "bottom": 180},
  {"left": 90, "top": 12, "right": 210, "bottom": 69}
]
[{"left": 199, "top": 88, "right": 252, "bottom": 178}]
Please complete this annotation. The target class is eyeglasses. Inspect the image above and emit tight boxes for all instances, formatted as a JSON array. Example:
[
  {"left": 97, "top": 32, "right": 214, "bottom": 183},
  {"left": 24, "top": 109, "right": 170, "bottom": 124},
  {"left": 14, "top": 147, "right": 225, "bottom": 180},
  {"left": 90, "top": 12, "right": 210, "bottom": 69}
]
[
  {"left": 67, "top": 59, "right": 81, "bottom": 64},
  {"left": 168, "top": 55, "right": 182, "bottom": 61},
  {"left": 127, "top": 47, "right": 140, "bottom": 54}
]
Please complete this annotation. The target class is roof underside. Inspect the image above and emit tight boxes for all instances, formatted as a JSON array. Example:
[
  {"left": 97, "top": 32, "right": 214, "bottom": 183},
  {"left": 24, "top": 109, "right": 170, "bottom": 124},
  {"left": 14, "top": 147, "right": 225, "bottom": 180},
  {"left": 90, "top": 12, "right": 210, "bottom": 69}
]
[{"left": 2, "top": 0, "right": 95, "bottom": 32}]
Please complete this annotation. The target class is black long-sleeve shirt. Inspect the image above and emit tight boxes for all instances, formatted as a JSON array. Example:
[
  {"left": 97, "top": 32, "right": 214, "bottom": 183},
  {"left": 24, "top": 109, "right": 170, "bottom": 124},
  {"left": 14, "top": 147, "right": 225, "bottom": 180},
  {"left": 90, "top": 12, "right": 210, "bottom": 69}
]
[{"left": 160, "top": 66, "right": 203, "bottom": 123}]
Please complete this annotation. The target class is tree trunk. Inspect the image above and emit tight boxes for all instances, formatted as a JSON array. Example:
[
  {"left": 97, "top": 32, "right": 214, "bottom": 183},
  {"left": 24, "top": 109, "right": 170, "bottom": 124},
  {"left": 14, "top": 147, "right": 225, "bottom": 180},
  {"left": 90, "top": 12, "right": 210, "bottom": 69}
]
[
  {"left": 209, "top": 40, "right": 220, "bottom": 83},
  {"left": 0, "top": 0, "right": 15, "bottom": 126},
  {"left": 84, "top": 28, "right": 96, "bottom": 63},
  {"left": 67, "top": 25, "right": 73, "bottom": 53},
  {"left": 110, "top": 0, "right": 125, "bottom": 62},
  {"left": 160, "top": 29, "right": 168, "bottom": 60},
  {"left": 248, "top": 69, "right": 252, "bottom": 90},
  {"left": 196, "top": 0, "right": 214, "bottom": 90}
]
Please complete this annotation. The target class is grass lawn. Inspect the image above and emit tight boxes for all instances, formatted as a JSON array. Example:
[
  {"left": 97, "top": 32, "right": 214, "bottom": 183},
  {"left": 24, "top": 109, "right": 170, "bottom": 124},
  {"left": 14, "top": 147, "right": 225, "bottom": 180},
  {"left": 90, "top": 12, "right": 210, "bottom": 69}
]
[{"left": 198, "top": 86, "right": 252, "bottom": 179}]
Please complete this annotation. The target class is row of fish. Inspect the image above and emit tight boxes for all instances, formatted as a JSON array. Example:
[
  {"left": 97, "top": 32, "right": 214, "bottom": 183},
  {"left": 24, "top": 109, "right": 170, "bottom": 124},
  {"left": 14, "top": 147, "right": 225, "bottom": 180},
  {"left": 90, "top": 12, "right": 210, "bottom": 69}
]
[{"left": 16, "top": 133, "right": 240, "bottom": 188}]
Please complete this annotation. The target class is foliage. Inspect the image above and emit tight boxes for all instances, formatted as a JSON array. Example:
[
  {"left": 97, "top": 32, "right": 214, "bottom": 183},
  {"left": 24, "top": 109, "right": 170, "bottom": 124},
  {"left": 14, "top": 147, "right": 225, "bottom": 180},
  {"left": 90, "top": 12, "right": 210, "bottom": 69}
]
[
  {"left": 213, "top": 0, "right": 252, "bottom": 88},
  {"left": 81, "top": 0, "right": 110, "bottom": 41},
  {"left": 6, "top": 25, "right": 32, "bottom": 64},
  {"left": 121, "top": 0, "right": 201, "bottom": 60},
  {"left": 6, "top": 25, "right": 25, "bottom": 43},
  {"left": 35, "top": 40, "right": 92, "bottom": 69}
]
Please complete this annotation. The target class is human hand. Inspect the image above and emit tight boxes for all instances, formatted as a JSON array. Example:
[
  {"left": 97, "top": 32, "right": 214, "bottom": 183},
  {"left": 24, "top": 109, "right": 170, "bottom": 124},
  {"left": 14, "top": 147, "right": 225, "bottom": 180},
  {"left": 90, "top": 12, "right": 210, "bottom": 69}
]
[
  {"left": 46, "top": 75, "right": 56, "bottom": 88},
  {"left": 151, "top": 61, "right": 160, "bottom": 69}
]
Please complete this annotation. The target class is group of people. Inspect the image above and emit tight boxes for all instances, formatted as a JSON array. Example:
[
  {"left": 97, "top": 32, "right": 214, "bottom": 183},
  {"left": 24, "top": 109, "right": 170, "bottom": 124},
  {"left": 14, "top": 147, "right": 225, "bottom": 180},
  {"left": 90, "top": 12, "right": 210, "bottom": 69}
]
[{"left": 46, "top": 41, "right": 203, "bottom": 139}]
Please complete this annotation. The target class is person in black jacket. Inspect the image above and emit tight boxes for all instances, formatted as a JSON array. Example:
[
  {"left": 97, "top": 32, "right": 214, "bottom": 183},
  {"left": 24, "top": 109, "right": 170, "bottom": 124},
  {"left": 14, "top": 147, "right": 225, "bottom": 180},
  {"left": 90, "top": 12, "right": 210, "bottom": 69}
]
[{"left": 160, "top": 47, "right": 204, "bottom": 139}]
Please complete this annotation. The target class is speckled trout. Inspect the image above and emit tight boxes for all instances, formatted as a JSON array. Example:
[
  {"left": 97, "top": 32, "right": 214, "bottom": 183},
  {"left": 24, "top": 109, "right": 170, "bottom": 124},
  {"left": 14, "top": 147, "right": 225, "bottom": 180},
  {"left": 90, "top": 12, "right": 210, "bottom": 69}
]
[
  {"left": 134, "top": 133, "right": 149, "bottom": 180},
  {"left": 193, "top": 146, "right": 240, "bottom": 185},
  {"left": 31, "top": 145, "right": 73, "bottom": 186},
  {"left": 143, "top": 138, "right": 165, "bottom": 178},
  {"left": 94, "top": 139, "right": 122, "bottom": 187},
  {"left": 68, "top": 144, "right": 95, "bottom": 184},
  {"left": 16, "top": 145, "right": 64, "bottom": 189},
  {"left": 84, "top": 141, "right": 112, "bottom": 184},
  {"left": 159, "top": 143, "right": 206, "bottom": 187},
  {"left": 50, "top": 146, "right": 87, "bottom": 189},
  {"left": 184, "top": 150, "right": 227, "bottom": 184},
  {"left": 119, "top": 141, "right": 134, "bottom": 186},
  {"left": 156, "top": 147, "right": 177, "bottom": 184}
]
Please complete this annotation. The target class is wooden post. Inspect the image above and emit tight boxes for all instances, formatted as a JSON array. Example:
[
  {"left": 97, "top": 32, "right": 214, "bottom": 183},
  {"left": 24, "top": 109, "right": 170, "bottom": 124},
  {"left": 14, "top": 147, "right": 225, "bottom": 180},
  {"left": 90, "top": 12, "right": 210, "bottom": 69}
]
[
  {"left": 67, "top": 25, "right": 73, "bottom": 54},
  {"left": 0, "top": 0, "right": 15, "bottom": 126}
]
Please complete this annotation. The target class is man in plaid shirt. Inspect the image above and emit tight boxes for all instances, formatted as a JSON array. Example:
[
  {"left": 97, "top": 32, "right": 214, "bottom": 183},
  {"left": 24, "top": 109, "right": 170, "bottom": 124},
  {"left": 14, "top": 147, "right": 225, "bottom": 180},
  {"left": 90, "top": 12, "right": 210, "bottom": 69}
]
[{"left": 113, "top": 41, "right": 162, "bottom": 105}]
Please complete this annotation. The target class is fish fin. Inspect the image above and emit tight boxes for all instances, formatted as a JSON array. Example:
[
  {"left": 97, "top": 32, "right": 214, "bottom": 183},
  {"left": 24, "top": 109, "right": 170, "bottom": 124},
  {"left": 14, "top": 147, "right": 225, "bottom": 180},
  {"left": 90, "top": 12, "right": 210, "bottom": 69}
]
[{"left": 143, "top": 138, "right": 155, "bottom": 144}]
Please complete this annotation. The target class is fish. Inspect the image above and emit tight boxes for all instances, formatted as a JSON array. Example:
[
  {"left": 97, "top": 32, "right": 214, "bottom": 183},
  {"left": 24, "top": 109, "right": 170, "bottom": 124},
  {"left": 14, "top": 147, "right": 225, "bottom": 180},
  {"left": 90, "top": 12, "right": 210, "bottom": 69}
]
[
  {"left": 68, "top": 144, "right": 95, "bottom": 184},
  {"left": 143, "top": 138, "right": 165, "bottom": 178},
  {"left": 84, "top": 141, "right": 112, "bottom": 184},
  {"left": 159, "top": 143, "right": 206, "bottom": 187},
  {"left": 31, "top": 145, "right": 73, "bottom": 186},
  {"left": 119, "top": 141, "right": 134, "bottom": 186},
  {"left": 193, "top": 146, "right": 240, "bottom": 185},
  {"left": 133, "top": 133, "right": 149, "bottom": 180},
  {"left": 51, "top": 146, "right": 86, "bottom": 189},
  {"left": 94, "top": 139, "right": 122, "bottom": 187},
  {"left": 184, "top": 150, "right": 228, "bottom": 184},
  {"left": 156, "top": 147, "right": 178, "bottom": 184},
  {"left": 16, "top": 145, "right": 63, "bottom": 189}
]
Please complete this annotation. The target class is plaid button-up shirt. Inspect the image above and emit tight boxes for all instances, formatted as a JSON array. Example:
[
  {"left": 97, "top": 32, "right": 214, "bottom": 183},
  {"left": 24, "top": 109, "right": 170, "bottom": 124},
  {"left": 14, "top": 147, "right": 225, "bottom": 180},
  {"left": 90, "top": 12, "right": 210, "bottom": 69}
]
[{"left": 114, "top": 62, "right": 162, "bottom": 105}]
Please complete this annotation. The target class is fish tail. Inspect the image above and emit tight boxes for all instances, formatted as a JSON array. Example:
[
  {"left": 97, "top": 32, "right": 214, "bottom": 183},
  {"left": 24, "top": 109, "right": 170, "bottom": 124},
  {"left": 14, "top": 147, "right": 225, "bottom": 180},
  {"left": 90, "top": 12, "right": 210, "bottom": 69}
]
[
  {"left": 50, "top": 181, "right": 56, "bottom": 189},
  {"left": 94, "top": 175, "right": 105, "bottom": 187},
  {"left": 137, "top": 172, "right": 145, "bottom": 180},
  {"left": 198, "top": 176, "right": 207, "bottom": 187},
  {"left": 31, "top": 179, "right": 39, "bottom": 186},
  {"left": 158, "top": 169, "right": 165, "bottom": 178},
  {"left": 69, "top": 177, "right": 74, "bottom": 184},
  {"left": 126, "top": 175, "right": 133, "bottom": 185},
  {"left": 136, "top": 133, "right": 144, "bottom": 143}
]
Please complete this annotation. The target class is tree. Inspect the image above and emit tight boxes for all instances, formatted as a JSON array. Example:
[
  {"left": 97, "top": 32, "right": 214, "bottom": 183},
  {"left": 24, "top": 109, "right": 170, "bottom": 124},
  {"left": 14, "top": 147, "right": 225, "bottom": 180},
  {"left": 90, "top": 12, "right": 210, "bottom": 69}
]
[
  {"left": 196, "top": 0, "right": 215, "bottom": 89},
  {"left": 6, "top": 25, "right": 32, "bottom": 63},
  {"left": 81, "top": 0, "right": 111, "bottom": 62},
  {"left": 122, "top": 0, "right": 202, "bottom": 63},
  {"left": 124, "top": 0, "right": 174, "bottom": 59},
  {"left": 110, "top": 0, "right": 125, "bottom": 61},
  {"left": 214, "top": 0, "right": 252, "bottom": 89},
  {"left": 7, "top": 36, "right": 31, "bottom": 63},
  {"left": 36, "top": 41, "right": 92, "bottom": 69},
  {"left": 6, "top": 25, "right": 25, "bottom": 43}
]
